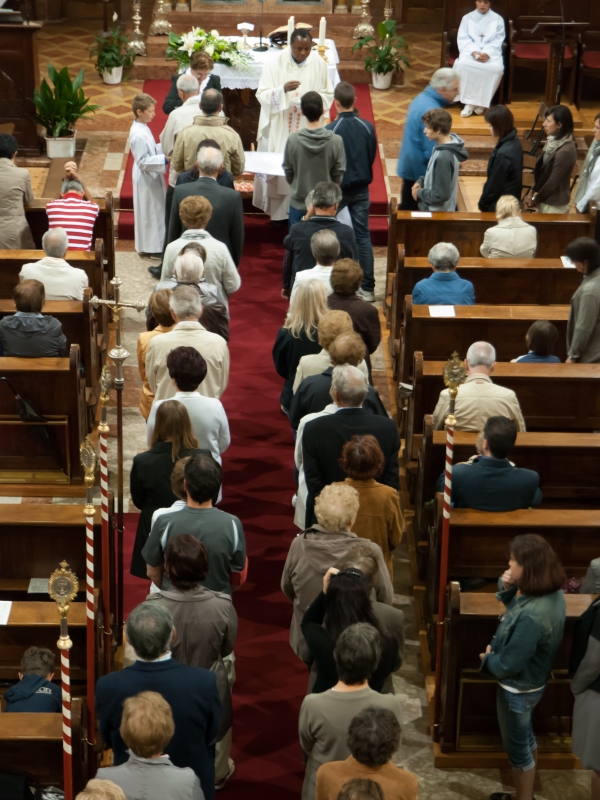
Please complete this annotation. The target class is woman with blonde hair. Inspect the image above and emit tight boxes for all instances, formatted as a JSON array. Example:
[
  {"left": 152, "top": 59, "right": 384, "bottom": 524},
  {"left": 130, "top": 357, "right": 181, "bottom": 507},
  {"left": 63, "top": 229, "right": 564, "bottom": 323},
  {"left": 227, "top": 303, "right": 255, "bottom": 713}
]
[
  {"left": 137, "top": 289, "right": 174, "bottom": 420},
  {"left": 75, "top": 780, "right": 126, "bottom": 800},
  {"left": 96, "top": 691, "right": 203, "bottom": 800},
  {"left": 273, "top": 279, "right": 328, "bottom": 414},
  {"left": 130, "top": 400, "right": 204, "bottom": 578},
  {"left": 480, "top": 195, "right": 537, "bottom": 259}
]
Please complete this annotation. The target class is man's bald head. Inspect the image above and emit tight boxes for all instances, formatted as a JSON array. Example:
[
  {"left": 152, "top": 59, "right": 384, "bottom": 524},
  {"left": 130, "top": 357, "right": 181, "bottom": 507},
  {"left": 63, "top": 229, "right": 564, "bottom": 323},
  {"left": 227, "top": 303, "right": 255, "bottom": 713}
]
[{"left": 200, "top": 88, "right": 223, "bottom": 116}]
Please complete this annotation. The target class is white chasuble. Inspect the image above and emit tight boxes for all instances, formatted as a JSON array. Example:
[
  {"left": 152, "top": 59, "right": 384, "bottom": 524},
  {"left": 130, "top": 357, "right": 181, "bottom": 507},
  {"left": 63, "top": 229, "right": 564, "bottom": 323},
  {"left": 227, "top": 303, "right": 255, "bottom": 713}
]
[
  {"left": 454, "top": 8, "right": 506, "bottom": 109},
  {"left": 253, "top": 49, "right": 333, "bottom": 220},
  {"left": 129, "top": 120, "right": 168, "bottom": 254}
]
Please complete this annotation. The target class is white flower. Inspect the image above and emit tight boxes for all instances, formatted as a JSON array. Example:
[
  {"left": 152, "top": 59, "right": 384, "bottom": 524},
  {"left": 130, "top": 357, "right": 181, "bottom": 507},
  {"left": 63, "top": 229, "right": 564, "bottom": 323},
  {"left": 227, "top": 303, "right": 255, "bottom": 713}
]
[
  {"left": 179, "top": 31, "right": 197, "bottom": 53},
  {"left": 204, "top": 43, "right": 214, "bottom": 55},
  {"left": 210, "top": 29, "right": 219, "bottom": 37},
  {"left": 112, "top": 11, "right": 117, "bottom": 20}
]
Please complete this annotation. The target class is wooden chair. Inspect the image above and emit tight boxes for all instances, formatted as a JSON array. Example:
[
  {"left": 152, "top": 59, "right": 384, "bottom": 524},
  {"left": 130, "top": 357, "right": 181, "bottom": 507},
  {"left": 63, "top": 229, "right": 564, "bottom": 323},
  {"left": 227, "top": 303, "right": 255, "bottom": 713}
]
[
  {"left": 508, "top": 18, "right": 577, "bottom": 104},
  {"left": 0, "top": 345, "right": 87, "bottom": 485},
  {"left": 0, "top": 697, "right": 87, "bottom": 792},
  {"left": 522, "top": 101, "right": 548, "bottom": 156},
  {"left": 576, "top": 31, "right": 600, "bottom": 108},
  {"left": 439, "top": 584, "right": 593, "bottom": 757},
  {"left": 397, "top": 299, "right": 570, "bottom": 382}
]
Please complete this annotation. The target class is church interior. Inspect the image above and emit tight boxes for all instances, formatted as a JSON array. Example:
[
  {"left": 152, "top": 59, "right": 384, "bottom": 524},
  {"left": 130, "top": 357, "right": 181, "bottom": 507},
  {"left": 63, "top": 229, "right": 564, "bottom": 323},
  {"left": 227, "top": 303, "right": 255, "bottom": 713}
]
[{"left": 1, "top": 0, "right": 600, "bottom": 797}]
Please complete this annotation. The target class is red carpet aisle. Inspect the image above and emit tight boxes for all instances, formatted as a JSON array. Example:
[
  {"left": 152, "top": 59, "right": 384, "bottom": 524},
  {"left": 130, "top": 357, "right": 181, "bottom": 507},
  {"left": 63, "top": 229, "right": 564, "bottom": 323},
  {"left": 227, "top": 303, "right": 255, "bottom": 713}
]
[{"left": 123, "top": 233, "right": 307, "bottom": 797}]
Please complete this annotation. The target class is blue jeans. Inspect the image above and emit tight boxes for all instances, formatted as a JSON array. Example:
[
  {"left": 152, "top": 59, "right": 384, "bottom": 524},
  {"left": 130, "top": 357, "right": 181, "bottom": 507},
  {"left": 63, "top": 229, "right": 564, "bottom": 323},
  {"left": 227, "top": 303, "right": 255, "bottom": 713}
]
[
  {"left": 339, "top": 196, "right": 374, "bottom": 292},
  {"left": 496, "top": 685, "right": 545, "bottom": 772},
  {"left": 288, "top": 206, "right": 305, "bottom": 228}
]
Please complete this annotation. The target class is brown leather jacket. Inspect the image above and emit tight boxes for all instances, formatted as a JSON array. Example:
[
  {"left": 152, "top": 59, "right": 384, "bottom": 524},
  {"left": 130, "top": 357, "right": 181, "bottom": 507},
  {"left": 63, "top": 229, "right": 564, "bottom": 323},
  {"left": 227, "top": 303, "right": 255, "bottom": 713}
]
[{"left": 533, "top": 140, "right": 577, "bottom": 206}]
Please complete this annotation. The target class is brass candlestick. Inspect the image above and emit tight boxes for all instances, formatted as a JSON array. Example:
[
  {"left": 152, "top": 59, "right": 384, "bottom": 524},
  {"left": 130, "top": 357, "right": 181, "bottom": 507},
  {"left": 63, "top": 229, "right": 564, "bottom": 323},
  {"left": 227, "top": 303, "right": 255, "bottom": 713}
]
[
  {"left": 442, "top": 351, "right": 467, "bottom": 426},
  {"left": 49, "top": 561, "right": 79, "bottom": 650},
  {"left": 317, "top": 44, "right": 329, "bottom": 62},
  {"left": 383, "top": 0, "right": 393, "bottom": 20},
  {"left": 353, "top": 0, "right": 375, "bottom": 38},
  {"left": 149, "top": 0, "right": 172, "bottom": 36},
  {"left": 130, "top": 0, "right": 147, "bottom": 55}
]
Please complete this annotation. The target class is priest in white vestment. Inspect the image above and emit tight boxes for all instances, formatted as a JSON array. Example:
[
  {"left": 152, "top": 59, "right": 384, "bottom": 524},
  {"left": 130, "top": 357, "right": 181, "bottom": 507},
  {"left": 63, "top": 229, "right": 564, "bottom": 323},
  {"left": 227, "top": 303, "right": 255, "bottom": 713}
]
[
  {"left": 129, "top": 95, "right": 168, "bottom": 254},
  {"left": 454, "top": 0, "right": 505, "bottom": 117},
  {"left": 253, "top": 30, "right": 334, "bottom": 221}
]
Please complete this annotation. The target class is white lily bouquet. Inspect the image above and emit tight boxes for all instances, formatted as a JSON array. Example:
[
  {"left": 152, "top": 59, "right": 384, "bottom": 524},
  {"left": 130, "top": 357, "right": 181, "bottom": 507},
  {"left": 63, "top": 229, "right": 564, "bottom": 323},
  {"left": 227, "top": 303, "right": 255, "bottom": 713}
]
[{"left": 166, "top": 28, "right": 253, "bottom": 70}]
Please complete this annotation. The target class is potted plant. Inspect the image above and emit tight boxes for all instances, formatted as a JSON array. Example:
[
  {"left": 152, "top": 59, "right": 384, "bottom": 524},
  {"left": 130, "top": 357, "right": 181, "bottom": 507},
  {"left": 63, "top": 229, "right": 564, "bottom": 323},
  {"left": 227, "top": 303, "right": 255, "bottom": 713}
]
[
  {"left": 89, "top": 27, "right": 136, "bottom": 85},
  {"left": 32, "top": 65, "right": 100, "bottom": 158},
  {"left": 352, "top": 20, "right": 410, "bottom": 90}
]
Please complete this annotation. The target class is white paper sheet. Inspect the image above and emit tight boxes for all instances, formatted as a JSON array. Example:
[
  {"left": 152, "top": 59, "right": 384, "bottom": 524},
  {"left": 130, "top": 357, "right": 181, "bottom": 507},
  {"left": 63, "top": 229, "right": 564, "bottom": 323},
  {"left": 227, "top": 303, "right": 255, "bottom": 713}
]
[
  {"left": 0, "top": 600, "right": 12, "bottom": 625},
  {"left": 28, "top": 578, "right": 49, "bottom": 593},
  {"left": 243, "top": 151, "right": 285, "bottom": 177},
  {"left": 411, "top": 211, "right": 432, "bottom": 218},
  {"left": 429, "top": 305, "right": 456, "bottom": 317},
  {"left": 561, "top": 255, "right": 576, "bottom": 269}
]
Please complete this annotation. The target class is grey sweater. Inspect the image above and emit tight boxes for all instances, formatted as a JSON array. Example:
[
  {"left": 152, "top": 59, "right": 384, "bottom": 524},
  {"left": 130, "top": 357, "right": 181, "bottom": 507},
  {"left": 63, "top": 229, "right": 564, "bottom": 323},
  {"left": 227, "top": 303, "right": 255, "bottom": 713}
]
[
  {"left": 283, "top": 127, "right": 346, "bottom": 210},
  {"left": 567, "top": 268, "right": 600, "bottom": 362},
  {"left": 417, "top": 134, "right": 468, "bottom": 211}
]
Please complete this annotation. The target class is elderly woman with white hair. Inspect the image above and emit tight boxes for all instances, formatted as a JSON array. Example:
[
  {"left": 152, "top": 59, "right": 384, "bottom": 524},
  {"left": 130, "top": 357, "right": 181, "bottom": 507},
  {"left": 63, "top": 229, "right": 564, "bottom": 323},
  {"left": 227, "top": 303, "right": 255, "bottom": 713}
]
[
  {"left": 151, "top": 249, "right": 229, "bottom": 341},
  {"left": 432, "top": 340, "right": 526, "bottom": 431},
  {"left": 281, "top": 480, "right": 393, "bottom": 666},
  {"left": 412, "top": 242, "right": 475, "bottom": 305},
  {"left": 480, "top": 195, "right": 537, "bottom": 259},
  {"left": 145, "top": 284, "right": 230, "bottom": 402}
]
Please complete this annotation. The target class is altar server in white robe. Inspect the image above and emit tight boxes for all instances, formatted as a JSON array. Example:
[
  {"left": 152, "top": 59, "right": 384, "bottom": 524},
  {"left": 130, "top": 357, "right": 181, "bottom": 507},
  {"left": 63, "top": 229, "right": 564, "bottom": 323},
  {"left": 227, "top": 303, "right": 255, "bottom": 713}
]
[
  {"left": 253, "top": 29, "right": 334, "bottom": 221},
  {"left": 129, "top": 93, "right": 168, "bottom": 254},
  {"left": 454, "top": 0, "right": 505, "bottom": 118}
]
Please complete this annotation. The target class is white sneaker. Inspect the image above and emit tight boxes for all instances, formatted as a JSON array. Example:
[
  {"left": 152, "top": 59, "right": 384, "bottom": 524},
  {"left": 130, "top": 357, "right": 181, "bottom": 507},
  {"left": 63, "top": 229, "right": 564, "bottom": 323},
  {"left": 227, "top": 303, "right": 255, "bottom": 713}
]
[
  {"left": 474, "top": 106, "right": 486, "bottom": 115},
  {"left": 460, "top": 105, "right": 474, "bottom": 117},
  {"left": 357, "top": 288, "right": 376, "bottom": 302},
  {"left": 292, "top": 494, "right": 297, "bottom": 508}
]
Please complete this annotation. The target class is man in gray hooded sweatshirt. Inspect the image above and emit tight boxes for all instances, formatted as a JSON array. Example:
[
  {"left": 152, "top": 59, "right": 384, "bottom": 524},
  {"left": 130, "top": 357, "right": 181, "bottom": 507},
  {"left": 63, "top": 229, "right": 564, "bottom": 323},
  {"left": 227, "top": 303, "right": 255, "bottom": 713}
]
[
  {"left": 412, "top": 107, "right": 468, "bottom": 211},
  {"left": 283, "top": 91, "right": 346, "bottom": 227}
]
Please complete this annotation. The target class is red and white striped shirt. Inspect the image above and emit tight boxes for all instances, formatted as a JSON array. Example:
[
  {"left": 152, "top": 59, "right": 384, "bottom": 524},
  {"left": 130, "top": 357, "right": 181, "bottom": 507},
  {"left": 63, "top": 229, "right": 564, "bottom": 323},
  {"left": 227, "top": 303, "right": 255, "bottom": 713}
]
[{"left": 46, "top": 192, "right": 100, "bottom": 251}]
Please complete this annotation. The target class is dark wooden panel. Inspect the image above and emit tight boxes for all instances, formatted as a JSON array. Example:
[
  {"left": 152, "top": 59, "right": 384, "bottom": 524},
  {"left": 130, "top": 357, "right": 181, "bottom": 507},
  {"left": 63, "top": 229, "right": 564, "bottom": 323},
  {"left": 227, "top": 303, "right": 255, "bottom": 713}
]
[{"left": 0, "top": 25, "right": 41, "bottom": 154}]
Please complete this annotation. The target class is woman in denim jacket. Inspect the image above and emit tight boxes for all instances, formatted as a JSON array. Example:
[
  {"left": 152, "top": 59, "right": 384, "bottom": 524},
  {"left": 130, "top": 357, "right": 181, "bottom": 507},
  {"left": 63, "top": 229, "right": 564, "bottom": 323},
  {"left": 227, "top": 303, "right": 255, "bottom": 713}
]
[{"left": 479, "top": 534, "right": 566, "bottom": 800}]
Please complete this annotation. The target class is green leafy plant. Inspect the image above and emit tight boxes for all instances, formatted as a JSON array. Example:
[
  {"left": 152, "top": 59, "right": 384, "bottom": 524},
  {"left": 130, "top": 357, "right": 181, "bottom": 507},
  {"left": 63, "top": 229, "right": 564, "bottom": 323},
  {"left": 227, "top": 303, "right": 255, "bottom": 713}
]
[
  {"left": 89, "top": 27, "right": 136, "bottom": 76},
  {"left": 32, "top": 65, "right": 100, "bottom": 139},
  {"left": 352, "top": 20, "right": 410, "bottom": 76}
]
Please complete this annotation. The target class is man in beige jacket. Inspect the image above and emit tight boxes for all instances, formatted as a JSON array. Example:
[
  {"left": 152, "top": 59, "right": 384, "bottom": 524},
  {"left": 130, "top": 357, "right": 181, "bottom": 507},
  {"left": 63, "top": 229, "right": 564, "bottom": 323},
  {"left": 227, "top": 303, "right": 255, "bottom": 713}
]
[
  {"left": 432, "top": 340, "right": 526, "bottom": 431},
  {"left": 0, "top": 134, "right": 34, "bottom": 249},
  {"left": 146, "top": 285, "right": 229, "bottom": 401},
  {"left": 171, "top": 89, "right": 245, "bottom": 178}
]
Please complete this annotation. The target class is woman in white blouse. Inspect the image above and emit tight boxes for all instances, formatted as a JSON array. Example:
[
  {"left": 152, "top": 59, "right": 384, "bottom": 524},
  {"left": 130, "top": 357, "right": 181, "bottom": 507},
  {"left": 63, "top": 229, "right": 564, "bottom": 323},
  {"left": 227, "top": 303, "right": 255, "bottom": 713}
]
[
  {"left": 576, "top": 113, "right": 600, "bottom": 217},
  {"left": 454, "top": 0, "right": 506, "bottom": 118}
]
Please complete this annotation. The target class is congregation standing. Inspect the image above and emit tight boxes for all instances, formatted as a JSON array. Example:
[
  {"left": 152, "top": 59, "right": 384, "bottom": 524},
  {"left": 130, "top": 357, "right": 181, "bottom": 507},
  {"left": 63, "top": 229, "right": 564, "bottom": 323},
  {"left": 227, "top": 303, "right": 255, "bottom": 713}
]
[{"left": 3, "top": 11, "right": 600, "bottom": 800}]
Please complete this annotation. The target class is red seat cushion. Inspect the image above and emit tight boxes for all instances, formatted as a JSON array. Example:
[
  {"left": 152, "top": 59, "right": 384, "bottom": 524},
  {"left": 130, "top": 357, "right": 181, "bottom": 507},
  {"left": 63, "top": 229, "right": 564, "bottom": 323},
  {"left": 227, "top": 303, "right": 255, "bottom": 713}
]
[
  {"left": 583, "top": 51, "right": 600, "bottom": 69},
  {"left": 448, "top": 56, "right": 455, "bottom": 66},
  {"left": 514, "top": 43, "right": 573, "bottom": 60}
]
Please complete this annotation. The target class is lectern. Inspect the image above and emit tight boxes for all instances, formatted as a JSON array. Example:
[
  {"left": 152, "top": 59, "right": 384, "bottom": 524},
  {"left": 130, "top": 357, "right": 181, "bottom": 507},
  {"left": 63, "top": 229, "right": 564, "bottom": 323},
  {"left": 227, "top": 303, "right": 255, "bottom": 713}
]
[
  {"left": 531, "top": 21, "right": 589, "bottom": 105},
  {"left": 0, "top": 22, "right": 41, "bottom": 155}
]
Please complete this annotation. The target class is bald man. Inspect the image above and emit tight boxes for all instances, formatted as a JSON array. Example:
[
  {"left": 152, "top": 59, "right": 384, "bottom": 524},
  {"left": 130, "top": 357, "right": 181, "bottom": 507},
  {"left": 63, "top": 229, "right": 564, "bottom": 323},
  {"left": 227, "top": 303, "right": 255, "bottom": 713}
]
[
  {"left": 171, "top": 89, "right": 245, "bottom": 178},
  {"left": 19, "top": 227, "right": 89, "bottom": 301}
]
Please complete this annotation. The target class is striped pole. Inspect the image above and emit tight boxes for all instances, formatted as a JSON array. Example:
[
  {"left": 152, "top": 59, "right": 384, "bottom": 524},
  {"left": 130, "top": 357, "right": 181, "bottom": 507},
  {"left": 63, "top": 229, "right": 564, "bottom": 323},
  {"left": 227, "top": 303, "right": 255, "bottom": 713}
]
[
  {"left": 85, "top": 512, "right": 95, "bottom": 748},
  {"left": 61, "top": 647, "right": 73, "bottom": 800},
  {"left": 433, "top": 353, "right": 466, "bottom": 741},
  {"left": 99, "top": 365, "right": 112, "bottom": 674}
]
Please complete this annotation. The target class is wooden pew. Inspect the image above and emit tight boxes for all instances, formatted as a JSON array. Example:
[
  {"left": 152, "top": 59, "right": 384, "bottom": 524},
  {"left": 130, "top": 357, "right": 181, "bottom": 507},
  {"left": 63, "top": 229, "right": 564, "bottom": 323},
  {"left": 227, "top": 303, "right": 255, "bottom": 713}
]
[
  {"left": 439, "top": 584, "right": 593, "bottom": 761},
  {"left": 0, "top": 289, "right": 102, "bottom": 400},
  {"left": 427, "top": 503, "right": 599, "bottom": 623},
  {"left": 397, "top": 301, "right": 570, "bottom": 383},
  {"left": 25, "top": 193, "right": 115, "bottom": 295},
  {"left": 387, "top": 254, "right": 581, "bottom": 348},
  {"left": 386, "top": 203, "right": 597, "bottom": 273},
  {"left": 403, "top": 354, "right": 600, "bottom": 459},
  {"left": 0, "top": 345, "right": 87, "bottom": 485},
  {"left": 0, "top": 697, "right": 87, "bottom": 792},
  {"left": 414, "top": 421, "right": 600, "bottom": 549}
]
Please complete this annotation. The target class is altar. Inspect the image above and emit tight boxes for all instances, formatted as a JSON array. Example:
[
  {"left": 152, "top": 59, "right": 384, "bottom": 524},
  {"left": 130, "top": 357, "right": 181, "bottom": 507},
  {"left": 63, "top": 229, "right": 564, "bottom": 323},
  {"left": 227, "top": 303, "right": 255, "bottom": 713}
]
[{"left": 181, "top": 37, "right": 340, "bottom": 150}]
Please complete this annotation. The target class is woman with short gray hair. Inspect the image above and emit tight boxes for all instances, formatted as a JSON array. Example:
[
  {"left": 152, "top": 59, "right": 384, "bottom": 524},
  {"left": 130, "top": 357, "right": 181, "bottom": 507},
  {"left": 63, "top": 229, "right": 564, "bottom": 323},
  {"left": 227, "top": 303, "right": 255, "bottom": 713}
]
[{"left": 411, "top": 242, "right": 475, "bottom": 306}]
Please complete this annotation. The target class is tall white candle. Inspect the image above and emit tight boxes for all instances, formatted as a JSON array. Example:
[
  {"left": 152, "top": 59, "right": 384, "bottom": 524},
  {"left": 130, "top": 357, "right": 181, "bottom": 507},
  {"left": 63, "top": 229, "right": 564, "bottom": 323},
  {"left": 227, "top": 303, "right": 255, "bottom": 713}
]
[
  {"left": 319, "top": 16, "right": 326, "bottom": 47},
  {"left": 288, "top": 16, "right": 295, "bottom": 43}
]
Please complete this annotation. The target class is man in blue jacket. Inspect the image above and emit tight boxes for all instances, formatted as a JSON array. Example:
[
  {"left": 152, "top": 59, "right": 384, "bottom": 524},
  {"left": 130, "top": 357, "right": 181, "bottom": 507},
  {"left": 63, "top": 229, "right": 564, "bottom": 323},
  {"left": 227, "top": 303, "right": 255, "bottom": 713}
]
[
  {"left": 4, "top": 646, "right": 61, "bottom": 712},
  {"left": 326, "top": 82, "right": 378, "bottom": 301},
  {"left": 396, "top": 67, "right": 460, "bottom": 210},
  {"left": 96, "top": 602, "right": 221, "bottom": 799},
  {"left": 436, "top": 415, "right": 542, "bottom": 511}
]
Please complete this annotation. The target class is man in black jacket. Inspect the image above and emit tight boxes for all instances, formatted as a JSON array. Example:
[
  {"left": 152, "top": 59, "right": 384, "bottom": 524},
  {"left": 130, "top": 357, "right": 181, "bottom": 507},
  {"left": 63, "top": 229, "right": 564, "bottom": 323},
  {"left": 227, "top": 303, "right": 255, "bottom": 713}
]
[
  {"left": 282, "top": 181, "right": 358, "bottom": 298},
  {"left": 326, "top": 82, "right": 377, "bottom": 301},
  {"left": 163, "top": 51, "right": 222, "bottom": 115},
  {"left": 167, "top": 144, "right": 244, "bottom": 267},
  {"left": 290, "top": 332, "right": 386, "bottom": 430},
  {"left": 302, "top": 363, "right": 399, "bottom": 527},
  {"left": 436, "top": 416, "right": 542, "bottom": 511},
  {"left": 96, "top": 602, "right": 221, "bottom": 800}
]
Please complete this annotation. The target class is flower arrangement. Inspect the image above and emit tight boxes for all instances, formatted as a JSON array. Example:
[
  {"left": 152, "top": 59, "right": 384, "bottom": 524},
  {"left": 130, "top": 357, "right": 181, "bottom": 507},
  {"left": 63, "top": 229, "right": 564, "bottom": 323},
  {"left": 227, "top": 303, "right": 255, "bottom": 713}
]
[{"left": 166, "top": 28, "right": 252, "bottom": 71}]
